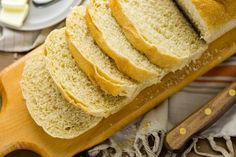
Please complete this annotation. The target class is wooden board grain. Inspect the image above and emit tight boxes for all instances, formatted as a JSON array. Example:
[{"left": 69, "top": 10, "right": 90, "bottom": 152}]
[{"left": 1, "top": 27, "right": 236, "bottom": 157}]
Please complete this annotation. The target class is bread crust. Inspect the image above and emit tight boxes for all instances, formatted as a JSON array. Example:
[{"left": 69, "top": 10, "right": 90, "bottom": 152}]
[
  {"left": 193, "top": 0, "right": 236, "bottom": 43},
  {"left": 110, "top": 0, "right": 182, "bottom": 69},
  {"left": 86, "top": 2, "right": 157, "bottom": 82},
  {"left": 177, "top": 0, "right": 236, "bottom": 43},
  {"left": 192, "top": 0, "right": 236, "bottom": 31}
]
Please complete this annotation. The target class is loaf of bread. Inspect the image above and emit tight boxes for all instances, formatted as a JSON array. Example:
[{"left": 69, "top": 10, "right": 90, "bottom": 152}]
[
  {"left": 45, "top": 28, "right": 133, "bottom": 118},
  {"left": 66, "top": 6, "right": 141, "bottom": 97},
  {"left": 86, "top": 0, "right": 165, "bottom": 83},
  {"left": 110, "top": 0, "right": 207, "bottom": 70},
  {"left": 20, "top": 51, "right": 102, "bottom": 139},
  {"left": 176, "top": 0, "right": 236, "bottom": 43},
  {"left": 21, "top": 0, "right": 215, "bottom": 139}
]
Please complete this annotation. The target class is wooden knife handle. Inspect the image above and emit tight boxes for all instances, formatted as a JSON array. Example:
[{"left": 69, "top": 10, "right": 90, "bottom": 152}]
[{"left": 165, "top": 82, "right": 236, "bottom": 151}]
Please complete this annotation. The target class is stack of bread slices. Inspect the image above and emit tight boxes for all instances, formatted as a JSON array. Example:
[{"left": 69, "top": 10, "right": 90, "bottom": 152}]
[{"left": 21, "top": 0, "right": 236, "bottom": 139}]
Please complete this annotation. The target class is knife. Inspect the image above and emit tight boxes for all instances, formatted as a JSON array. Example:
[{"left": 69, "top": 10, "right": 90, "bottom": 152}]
[{"left": 165, "top": 82, "right": 236, "bottom": 151}]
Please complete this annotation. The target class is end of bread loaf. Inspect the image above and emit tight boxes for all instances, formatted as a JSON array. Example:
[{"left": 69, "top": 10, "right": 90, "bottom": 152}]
[
  {"left": 20, "top": 51, "right": 102, "bottom": 139},
  {"left": 176, "top": 0, "right": 236, "bottom": 43}
]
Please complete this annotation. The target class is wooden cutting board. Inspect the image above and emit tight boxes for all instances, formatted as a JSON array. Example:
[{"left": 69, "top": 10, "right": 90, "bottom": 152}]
[{"left": 1, "top": 27, "right": 236, "bottom": 157}]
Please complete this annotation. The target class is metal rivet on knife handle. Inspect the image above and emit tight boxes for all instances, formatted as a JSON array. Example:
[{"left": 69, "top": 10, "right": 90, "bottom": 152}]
[
  {"left": 228, "top": 89, "right": 236, "bottom": 96},
  {"left": 179, "top": 128, "right": 186, "bottom": 135},
  {"left": 204, "top": 108, "right": 212, "bottom": 115}
]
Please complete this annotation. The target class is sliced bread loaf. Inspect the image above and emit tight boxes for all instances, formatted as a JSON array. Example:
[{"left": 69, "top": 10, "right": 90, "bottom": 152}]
[
  {"left": 45, "top": 28, "right": 132, "bottom": 117},
  {"left": 66, "top": 6, "right": 139, "bottom": 97},
  {"left": 110, "top": 0, "right": 207, "bottom": 70},
  {"left": 86, "top": 0, "right": 164, "bottom": 82},
  {"left": 20, "top": 51, "right": 102, "bottom": 139},
  {"left": 176, "top": 0, "right": 236, "bottom": 43}
]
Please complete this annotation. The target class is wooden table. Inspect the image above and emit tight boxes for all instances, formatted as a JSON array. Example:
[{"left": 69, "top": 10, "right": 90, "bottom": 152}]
[{"left": 0, "top": 52, "right": 235, "bottom": 157}]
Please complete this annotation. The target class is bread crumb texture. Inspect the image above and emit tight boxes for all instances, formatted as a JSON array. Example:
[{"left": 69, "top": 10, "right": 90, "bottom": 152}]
[{"left": 20, "top": 51, "right": 102, "bottom": 139}]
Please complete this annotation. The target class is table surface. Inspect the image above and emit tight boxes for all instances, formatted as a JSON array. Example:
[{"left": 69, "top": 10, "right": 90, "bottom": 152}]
[{"left": 0, "top": 52, "right": 235, "bottom": 157}]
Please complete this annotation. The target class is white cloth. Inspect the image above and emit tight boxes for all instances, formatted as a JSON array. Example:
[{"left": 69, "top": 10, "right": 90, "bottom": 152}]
[
  {"left": 89, "top": 56, "right": 236, "bottom": 157},
  {"left": 0, "top": 27, "right": 49, "bottom": 52},
  {"left": 0, "top": 23, "right": 65, "bottom": 52},
  {"left": 89, "top": 102, "right": 168, "bottom": 157}
]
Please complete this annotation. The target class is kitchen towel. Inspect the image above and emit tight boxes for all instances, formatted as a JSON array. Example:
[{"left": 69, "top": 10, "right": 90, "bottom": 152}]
[
  {"left": 88, "top": 55, "right": 236, "bottom": 157},
  {"left": 0, "top": 22, "right": 65, "bottom": 53},
  {"left": 0, "top": 0, "right": 89, "bottom": 53},
  {"left": 89, "top": 102, "right": 168, "bottom": 157}
]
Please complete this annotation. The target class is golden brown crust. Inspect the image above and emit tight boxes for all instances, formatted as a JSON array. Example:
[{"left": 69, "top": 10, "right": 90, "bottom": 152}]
[
  {"left": 110, "top": 0, "right": 181, "bottom": 69},
  {"left": 86, "top": 2, "right": 157, "bottom": 82},
  {"left": 192, "top": 0, "right": 236, "bottom": 31}
]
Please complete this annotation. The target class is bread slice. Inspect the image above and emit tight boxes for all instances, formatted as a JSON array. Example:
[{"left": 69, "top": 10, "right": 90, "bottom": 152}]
[
  {"left": 110, "top": 0, "right": 207, "bottom": 70},
  {"left": 176, "top": 0, "right": 236, "bottom": 43},
  {"left": 44, "top": 28, "right": 133, "bottom": 117},
  {"left": 66, "top": 6, "right": 140, "bottom": 97},
  {"left": 20, "top": 51, "right": 102, "bottom": 139},
  {"left": 86, "top": 0, "right": 164, "bottom": 82}
]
